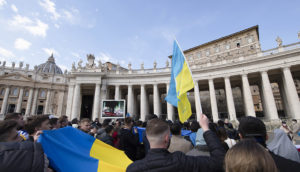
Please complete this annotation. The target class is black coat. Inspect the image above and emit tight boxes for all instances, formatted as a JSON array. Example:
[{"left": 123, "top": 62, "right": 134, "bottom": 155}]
[
  {"left": 101, "top": 135, "right": 114, "bottom": 146},
  {"left": 127, "top": 130, "right": 225, "bottom": 172},
  {"left": 119, "top": 128, "right": 140, "bottom": 161},
  {"left": 270, "top": 151, "right": 300, "bottom": 171},
  {"left": 0, "top": 141, "right": 45, "bottom": 172}
]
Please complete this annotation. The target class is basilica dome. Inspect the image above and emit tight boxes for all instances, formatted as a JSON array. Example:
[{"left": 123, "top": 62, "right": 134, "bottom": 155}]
[{"left": 37, "top": 54, "right": 63, "bottom": 74}]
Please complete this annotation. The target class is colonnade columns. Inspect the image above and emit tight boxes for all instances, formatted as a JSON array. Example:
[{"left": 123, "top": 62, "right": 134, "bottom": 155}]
[
  {"left": 281, "top": 67, "right": 300, "bottom": 119},
  {"left": 44, "top": 89, "right": 52, "bottom": 114},
  {"left": 209, "top": 79, "right": 219, "bottom": 122},
  {"left": 0, "top": 86, "right": 10, "bottom": 115},
  {"left": 194, "top": 81, "right": 202, "bottom": 120},
  {"left": 66, "top": 84, "right": 74, "bottom": 119},
  {"left": 241, "top": 74, "right": 256, "bottom": 117},
  {"left": 114, "top": 85, "right": 120, "bottom": 100},
  {"left": 140, "top": 85, "right": 147, "bottom": 121},
  {"left": 16, "top": 87, "right": 24, "bottom": 113},
  {"left": 166, "top": 83, "right": 175, "bottom": 121},
  {"left": 71, "top": 83, "right": 81, "bottom": 119},
  {"left": 153, "top": 84, "right": 161, "bottom": 117},
  {"left": 224, "top": 77, "right": 237, "bottom": 121},
  {"left": 92, "top": 83, "right": 101, "bottom": 120},
  {"left": 31, "top": 88, "right": 39, "bottom": 115},
  {"left": 56, "top": 91, "right": 65, "bottom": 116},
  {"left": 127, "top": 85, "right": 134, "bottom": 116},
  {"left": 260, "top": 71, "right": 278, "bottom": 120},
  {"left": 25, "top": 88, "right": 33, "bottom": 116}
]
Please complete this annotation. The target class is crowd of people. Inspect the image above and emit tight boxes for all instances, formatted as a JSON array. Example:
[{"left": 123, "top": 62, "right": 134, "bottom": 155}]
[{"left": 1, "top": 112, "right": 300, "bottom": 172}]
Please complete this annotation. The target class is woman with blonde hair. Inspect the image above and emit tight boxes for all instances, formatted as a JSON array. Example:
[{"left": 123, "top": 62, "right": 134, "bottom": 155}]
[{"left": 225, "top": 139, "right": 278, "bottom": 172}]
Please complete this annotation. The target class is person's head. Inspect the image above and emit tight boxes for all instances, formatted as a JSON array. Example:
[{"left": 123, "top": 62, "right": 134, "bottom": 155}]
[
  {"left": 90, "top": 124, "right": 99, "bottom": 134},
  {"left": 238, "top": 116, "right": 267, "bottom": 147},
  {"left": 225, "top": 139, "right": 278, "bottom": 172},
  {"left": 105, "top": 125, "right": 114, "bottom": 136},
  {"left": 224, "top": 118, "right": 229, "bottom": 124},
  {"left": 71, "top": 118, "right": 78, "bottom": 124},
  {"left": 59, "top": 115, "right": 68, "bottom": 127},
  {"left": 190, "top": 120, "right": 200, "bottom": 133},
  {"left": 124, "top": 117, "right": 133, "bottom": 128},
  {"left": 79, "top": 118, "right": 91, "bottom": 133},
  {"left": 170, "top": 123, "right": 181, "bottom": 136},
  {"left": 135, "top": 120, "right": 143, "bottom": 127},
  {"left": 292, "top": 119, "right": 297, "bottom": 124},
  {"left": 281, "top": 121, "right": 287, "bottom": 127},
  {"left": 49, "top": 118, "right": 61, "bottom": 129},
  {"left": 0, "top": 120, "right": 23, "bottom": 142},
  {"left": 217, "top": 127, "right": 228, "bottom": 142},
  {"left": 146, "top": 118, "right": 170, "bottom": 149},
  {"left": 94, "top": 118, "right": 99, "bottom": 122},
  {"left": 4, "top": 113, "right": 25, "bottom": 129},
  {"left": 146, "top": 114, "right": 158, "bottom": 121},
  {"left": 218, "top": 120, "right": 225, "bottom": 128}
]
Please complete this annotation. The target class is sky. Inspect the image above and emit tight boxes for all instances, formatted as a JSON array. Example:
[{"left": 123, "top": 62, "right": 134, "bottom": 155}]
[{"left": 0, "top": 0, "right": 300, "bottom": 71}]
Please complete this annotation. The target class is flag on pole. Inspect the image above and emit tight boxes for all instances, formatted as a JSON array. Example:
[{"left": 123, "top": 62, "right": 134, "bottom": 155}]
[
  {"left": 165, "top": 40, "right": 194, "bottom": 123},
  {"left": 38, "top": 127, "right": 132, "bottom": 172}
]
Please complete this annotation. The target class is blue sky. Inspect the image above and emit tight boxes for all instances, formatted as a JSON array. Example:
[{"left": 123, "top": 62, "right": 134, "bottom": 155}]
[{"left": 0, "top": 0, "right": 299, "bottom": 71}]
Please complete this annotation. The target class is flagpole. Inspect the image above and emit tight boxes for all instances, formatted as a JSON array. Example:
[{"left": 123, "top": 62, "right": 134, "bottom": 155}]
[{"left": 173, "top": 38, "right": 203, "bottom": 115}]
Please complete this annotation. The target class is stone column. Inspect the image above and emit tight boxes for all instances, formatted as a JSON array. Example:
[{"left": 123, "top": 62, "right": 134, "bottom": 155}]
[
  {"left": 281, "top": 67, "right": 300, "bottom": 119},
  {"left": 114, "top": 85, "right": 120, "bottom": 100},
  {"left": 44, "top": 89, "right": 52, "bottom": 114},
  {"left": 166, "top": 83, "right": 175, "bottom": 121},
  {"left": 16, "top": 87, "right": 24, "bottom": 113},
  {"left": 260, "top": 71, "right": 278, "bottom": 120},
  {"left": 224, "top": 77, "right": 237, "bottom": 121},
  {"left": 31, "top": 88, "right": 39, "bottom": 115},
  {"left": 241, "top": 74, "right": 256, "bottom": 116},
  {"left": 127, "top": 85, "right": 134, "bottom": 115},
  {"left": 140, "top": 84, "right": 147, "bottom": 121},
  {"left": 0, "top": 86, "right": 10, "bottom": 115},
  {"left": 71, "top": 83, "right": 81, "bottom": 119},
  {"left": 92, "top": 83, "right": 101, "bottom": 120},
  {"left": 278, "top": 80, "right": 291, "bottom": 117},
  {"left": 194, "top": 81, "right": 202, "bottom": 120},
  {"left": 25, "top": 88, "right": 34, "bottom": 116},
  {"left": 153, "top": 84, "right": 161, "bottom": 116},
  {"left": 209, "top": 79, "right": 219, "bottom": 122},
  {"left": 66, "top": 84, "right": 75, "bottom": 119},
  {"left": 56, "top": 91, "right": 65, "bottom": 116}
]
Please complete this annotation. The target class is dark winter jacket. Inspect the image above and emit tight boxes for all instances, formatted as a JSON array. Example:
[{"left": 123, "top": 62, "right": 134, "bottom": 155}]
[
  {"left": 270, "top": 151, "right": 300, "bottom": 171},
  {"left": 119, "top": 128, "right": 140, "bottom": 161},
  {"left": 100, "top": 135, "right": 114, "bottom": 146},
  {"left": 127, "top": 130, "right": 225, "bottom": 172},
  {"left": 0, "top": 141, "right": 45, "bottom": 172}
]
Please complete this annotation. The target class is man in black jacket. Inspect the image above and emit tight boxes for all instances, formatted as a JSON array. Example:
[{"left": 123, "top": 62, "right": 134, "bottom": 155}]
[
  {"left": 238, "top": 116, "right": 300, "bottom": 171},
  {"left": 127, "top": 114, "right": 226, "bottom": 172}
]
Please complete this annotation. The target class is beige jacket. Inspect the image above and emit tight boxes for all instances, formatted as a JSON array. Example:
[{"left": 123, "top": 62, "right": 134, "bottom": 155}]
[{"left": 168, "top": 135, "right": 193, "bottom": 153}]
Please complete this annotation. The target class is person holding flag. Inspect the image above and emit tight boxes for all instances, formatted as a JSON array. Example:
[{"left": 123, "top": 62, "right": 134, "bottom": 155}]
[{"left": 165, "top": 40, "right": 196, "bottom": 123}]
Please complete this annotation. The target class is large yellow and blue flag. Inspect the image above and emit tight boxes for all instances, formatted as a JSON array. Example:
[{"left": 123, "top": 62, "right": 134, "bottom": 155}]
[
  {"left": 165, "top": 40, "right": 194, "bottom": 123},
  {"left": 38, "top": 127, "right": 132, "bottom": 172}
]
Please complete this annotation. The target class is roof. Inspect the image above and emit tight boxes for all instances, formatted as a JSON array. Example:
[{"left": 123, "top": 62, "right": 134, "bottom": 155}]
[{"left": 37, "top": 54, "right": 63, "bottom": 74}]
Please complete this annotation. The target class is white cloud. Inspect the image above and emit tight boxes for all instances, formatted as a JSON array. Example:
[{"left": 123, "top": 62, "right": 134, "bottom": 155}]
[
  {"left": 71, "top": 52, "right": 80, "bottom": 58},
  {"left": 0, "top": 47, "right": 15, "bottom": 58},
  {"left": 39, "top": 0, "right": 60, "bottom": 20},
  {"left": 0, "top": 0, "right": 6, "bottom": 7},
  {"left": 54, "top": 23, "right": 60, "bottom": 29},
  {"left": 43, "top": 48, "right": 60, "bottom": 56},
  {"left": 10, "top": 15, "right": 49, "bottom": 37},
  {"left": 14, "top": 38, "right": 31, "bottom": 50},
  {"left": 97, "top": 52, "right": 112, "bottom": 62},
  {"left": 11, "top": 4, "right": 18, "bottom": 13}
]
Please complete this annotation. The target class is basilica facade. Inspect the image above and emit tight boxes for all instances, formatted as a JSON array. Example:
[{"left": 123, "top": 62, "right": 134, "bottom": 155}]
[{"left": 1, "top": 25, "right": 300, "bottom": 123}]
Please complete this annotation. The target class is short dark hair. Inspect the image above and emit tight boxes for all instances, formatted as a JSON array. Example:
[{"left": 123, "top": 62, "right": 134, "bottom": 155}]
[
  {"left": 59, "top": 115, "right": 68, "bottom": 123},
  {"left": 4, "top": 113, "right": 21, "bottom": 120},
  {"left": 0, "top": 120, "right": 18, "bottom": 141},
  {"left": 170, "top": 123, "right": 181, "bottom": 135},
  {"left": 146, "top": 118, "right": 169, "bottom": 138},
  {"left": 292, "top": 119, "right": 297, "bottom": 122},
  {"left": 238, "top": 116, "right": 267, "bottom": 147},
  {"left": 190, "top": 120, "right": 200, "bottom": 132},
  {"left": 25, "top": 115, "right": 49, "bottom": 134},
  {"left": 146, "top": 114, "right": 158, "bottom": 121},
  {"left": 105, "top": 125, "right": 114, "bottom": 134},
  {"left": 124, "top": 117, "right": 133, "bottom": 125},
  {"left": 218, "top": 120, "right": 225, "bottom": 127},
  {"left": 49, "top": 118, "right": 58, "bottom": 126}
]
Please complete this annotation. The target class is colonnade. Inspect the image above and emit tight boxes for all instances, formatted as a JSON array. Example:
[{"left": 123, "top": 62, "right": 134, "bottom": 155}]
[{"left": 66, "top": 66, "right": 300, "bottom": 122}]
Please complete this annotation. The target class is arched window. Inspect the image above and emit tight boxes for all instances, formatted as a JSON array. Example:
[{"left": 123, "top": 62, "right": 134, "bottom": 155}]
[{"left": 24, "top": 90, "right": 29, "bottom": 97}]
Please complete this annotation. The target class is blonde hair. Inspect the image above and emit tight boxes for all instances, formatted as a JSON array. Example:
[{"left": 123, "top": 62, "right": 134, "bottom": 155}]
[{"left": 225, "top": 139, "right": 278, "bottom": 172}]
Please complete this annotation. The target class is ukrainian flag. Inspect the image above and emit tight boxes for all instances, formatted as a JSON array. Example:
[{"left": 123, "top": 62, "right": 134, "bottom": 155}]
[
  {"left": 165, "top": 40, "right": 194, "bottom": 123},
  {"left": 38, "top": 127, "right": 132, "bottom": 172}
]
